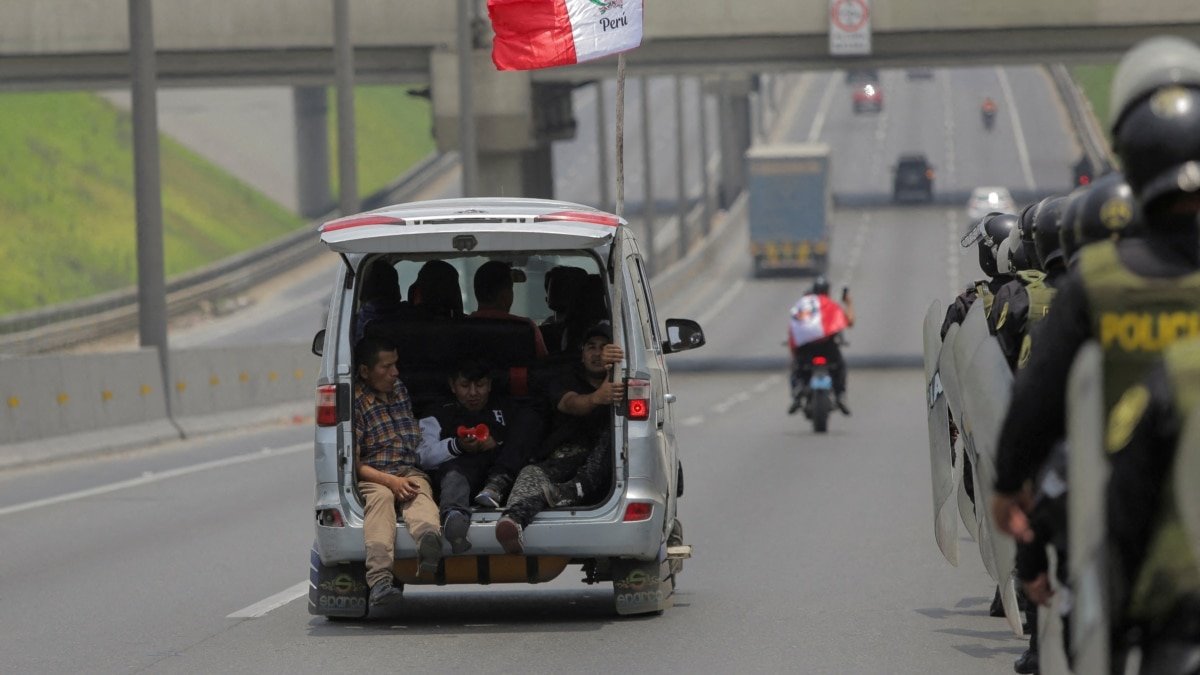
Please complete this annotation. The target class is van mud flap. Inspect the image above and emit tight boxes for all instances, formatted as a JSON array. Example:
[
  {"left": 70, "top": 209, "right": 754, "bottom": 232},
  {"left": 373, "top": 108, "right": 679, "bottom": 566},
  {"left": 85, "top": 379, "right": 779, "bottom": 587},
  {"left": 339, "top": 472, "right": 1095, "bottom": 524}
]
[
  {"left": 611, "top": 555, "right": 674, "bottom": 615},
  {"left": 308, "top": 544, "right": 369, "bottom": 618}
]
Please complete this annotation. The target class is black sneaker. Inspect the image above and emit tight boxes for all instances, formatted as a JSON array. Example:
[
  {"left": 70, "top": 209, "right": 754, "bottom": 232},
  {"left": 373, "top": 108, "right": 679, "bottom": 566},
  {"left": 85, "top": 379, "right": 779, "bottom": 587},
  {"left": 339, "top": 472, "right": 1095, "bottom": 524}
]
[
  {"left": 989, "top": 586, "right": 1005, "bottom": 617},
  {"left": 474, "top": 474, "right": 512, "bottom": 509},
  {"left": 1013, "top": 647, "right": 1038, "bottom": 674},
  {"left": 444, "top": 511, "right": 472, "bottom": 554},
  {"left": 787, "top": 396, "right": 803, "bottom": 415},
  {"left": 495, "top": 516, "right": 525, "bottom": 555},
  {"left": 417, "top": 532, "right": 443, "bottom": 576},
  {"left": 368, "top": 578, "right": 402, "bottom": 607},
  {"left": 542, "top": 481, "right": 579, "bottom": 508},
  {"left": 835, "top": 394, "right": 851, "bottom": 415}
]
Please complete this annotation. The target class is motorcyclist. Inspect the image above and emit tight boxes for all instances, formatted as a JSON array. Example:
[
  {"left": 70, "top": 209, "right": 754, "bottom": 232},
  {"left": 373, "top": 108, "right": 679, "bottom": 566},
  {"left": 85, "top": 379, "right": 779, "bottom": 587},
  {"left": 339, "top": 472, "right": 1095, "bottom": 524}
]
[
  {"left": 982, "top": 97, "right": 998, "bottom": 128},
  {"left": 991, "top": 36, "right": 1200, "bottom": 672},
  {"left": 787, "top": 276, "right": 855, "bottom": 415}
]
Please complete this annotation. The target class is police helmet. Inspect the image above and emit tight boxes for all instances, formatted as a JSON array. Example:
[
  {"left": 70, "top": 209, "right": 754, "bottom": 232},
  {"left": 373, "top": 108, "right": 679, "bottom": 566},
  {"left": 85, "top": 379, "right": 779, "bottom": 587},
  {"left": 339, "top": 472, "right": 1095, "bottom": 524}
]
[
  {"left": 962, "top": 212, "right": 1018, "bottom": 278},
  {"left": 811, "top": 276, "right": 831, "bottom": 296},
  {"left": 1005, "top": 224, "right": 1036, "bottom": 272},
  {"left": 1057, "top": 187, "right": 1090, "bottom": 265},
  {"left": 1032, "top": 196, "right": 1067, "bottom": 270},
  {"left": 1109, "top": 37, "right": 1200, "bottom": 208},
  {"left": 1068, "top": 171, "right": 1138, "bottom": 260},
  {"left": 1016, "top": 202, "right": 1042, "bottom": 271}
]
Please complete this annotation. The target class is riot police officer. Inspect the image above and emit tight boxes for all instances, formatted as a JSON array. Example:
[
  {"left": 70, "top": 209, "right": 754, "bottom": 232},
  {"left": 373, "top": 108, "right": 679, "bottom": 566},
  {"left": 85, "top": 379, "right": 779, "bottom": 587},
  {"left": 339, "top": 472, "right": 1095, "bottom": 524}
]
[
  {"left": 941, "top": 212, "right": 1018, "bottom": 338},
  {"left": 1106, "top": 337, "right": 1200, "bottom": 672},
  {"left": 992, "top": 33, "right": 1200, "bottom": 635},
  {"left": 989, "top": 199, "right": 1063, "bottom": 371}
]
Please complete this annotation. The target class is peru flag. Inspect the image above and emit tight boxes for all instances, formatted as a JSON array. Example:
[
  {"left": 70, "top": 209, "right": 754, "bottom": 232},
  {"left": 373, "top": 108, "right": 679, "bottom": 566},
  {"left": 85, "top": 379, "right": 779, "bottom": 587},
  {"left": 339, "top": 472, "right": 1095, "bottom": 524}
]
[
  {"left": 488, "top": 0, "right": 644, "bottom": 71},
  {"left": 787, "top": 294, "right": 850, "bottom": 349}
]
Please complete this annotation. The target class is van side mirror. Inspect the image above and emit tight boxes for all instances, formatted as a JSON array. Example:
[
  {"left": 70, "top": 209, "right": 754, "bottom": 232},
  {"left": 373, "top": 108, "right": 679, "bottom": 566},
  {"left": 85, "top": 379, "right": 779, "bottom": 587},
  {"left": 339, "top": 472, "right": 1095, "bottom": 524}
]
[
  {"left": 663, "top": 318, "right": 705, "bottom": 354},
  {"left": 312, "top": 329, "right": 326, "bottom": 357}
]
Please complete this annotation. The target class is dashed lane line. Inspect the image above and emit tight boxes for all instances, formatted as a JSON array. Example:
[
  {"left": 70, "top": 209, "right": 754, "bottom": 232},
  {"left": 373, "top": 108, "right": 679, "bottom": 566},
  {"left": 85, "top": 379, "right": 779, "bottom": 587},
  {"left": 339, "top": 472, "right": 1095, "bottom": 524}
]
[
  {"left": 996, "top": 66, "right": 1036, "bottom": 190},
  {"left": 0, "top": 443, "right": 308, "bottom": 518},
  {"left": 228, "top": 581, "right": 309, "bottom": 619}
]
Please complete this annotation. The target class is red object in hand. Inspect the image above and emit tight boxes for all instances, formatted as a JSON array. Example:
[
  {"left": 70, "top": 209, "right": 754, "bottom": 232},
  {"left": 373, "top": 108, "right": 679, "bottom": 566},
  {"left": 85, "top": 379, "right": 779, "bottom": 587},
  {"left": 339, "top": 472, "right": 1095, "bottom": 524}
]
[{"left": 456, "top": 424, "right": 490, "bottom": 441}]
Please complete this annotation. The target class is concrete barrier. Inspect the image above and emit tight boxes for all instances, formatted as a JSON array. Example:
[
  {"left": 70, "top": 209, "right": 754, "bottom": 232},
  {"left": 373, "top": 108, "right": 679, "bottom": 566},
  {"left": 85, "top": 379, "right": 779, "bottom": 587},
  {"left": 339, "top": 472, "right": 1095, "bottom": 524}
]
[
  {"left": 0, "top": 349, "right": 168, "bottom": 445},
  {"left": 168, "top": 344, "right": 314, "bottom": 419}
]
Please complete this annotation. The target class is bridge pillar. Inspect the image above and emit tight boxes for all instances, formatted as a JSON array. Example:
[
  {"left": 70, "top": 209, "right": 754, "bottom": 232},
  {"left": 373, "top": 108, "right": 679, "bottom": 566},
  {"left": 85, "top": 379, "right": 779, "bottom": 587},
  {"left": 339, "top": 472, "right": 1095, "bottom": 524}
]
[
  {"left": 293, "top": 86, "right": 332, "bottom": 218},
  {"left": 712, "top": 75, "right": 753, "bottom": 209},
  {"left": 432, "top": 50, "right": 569, "bottom": 199}
]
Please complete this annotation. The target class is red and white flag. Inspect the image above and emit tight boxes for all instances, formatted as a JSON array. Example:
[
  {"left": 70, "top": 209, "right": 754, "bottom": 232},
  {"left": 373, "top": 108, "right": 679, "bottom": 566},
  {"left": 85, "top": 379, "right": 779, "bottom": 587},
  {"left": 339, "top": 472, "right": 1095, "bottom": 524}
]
[
  {"left": 787, "top": 294, "right": 850, "bottom": 349},
  {"left": 487, "top": 0, "right": 644, "bottom": 71}
]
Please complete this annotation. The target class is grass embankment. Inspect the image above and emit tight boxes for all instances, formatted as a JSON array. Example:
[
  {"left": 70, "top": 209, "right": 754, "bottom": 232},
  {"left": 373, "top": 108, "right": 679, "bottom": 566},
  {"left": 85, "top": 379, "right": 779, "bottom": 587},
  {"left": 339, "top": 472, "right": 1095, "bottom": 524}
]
[
  {"left": 0, "top": 87, "right": 434, "bottom": 316},
  {"left": 330, "top": 85, "right": 437, "bottom": 199},
  {"left": 1070, "top": 64, "right": 1116, "bottom": 137}
]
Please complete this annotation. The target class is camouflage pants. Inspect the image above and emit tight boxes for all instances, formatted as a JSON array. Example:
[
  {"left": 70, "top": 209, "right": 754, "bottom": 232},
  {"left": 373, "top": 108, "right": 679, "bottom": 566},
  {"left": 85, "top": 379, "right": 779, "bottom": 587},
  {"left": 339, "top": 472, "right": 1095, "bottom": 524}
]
[{"left": 502, "top": 442, "right": 589, "bottom": 528}]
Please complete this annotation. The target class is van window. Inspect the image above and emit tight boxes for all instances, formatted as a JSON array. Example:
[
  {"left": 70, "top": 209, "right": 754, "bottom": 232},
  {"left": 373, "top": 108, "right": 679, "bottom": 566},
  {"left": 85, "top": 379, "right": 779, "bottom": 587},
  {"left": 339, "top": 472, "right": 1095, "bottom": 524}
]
[{"left": 625, "top": 254, "right": 659, "bottom": 350}]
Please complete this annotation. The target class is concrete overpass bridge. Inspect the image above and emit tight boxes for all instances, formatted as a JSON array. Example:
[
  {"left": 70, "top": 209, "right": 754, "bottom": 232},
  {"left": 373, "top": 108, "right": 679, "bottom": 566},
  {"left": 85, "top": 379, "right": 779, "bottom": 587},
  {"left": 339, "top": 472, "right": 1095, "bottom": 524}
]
[{"left": 5, "top": 1, "right": 1200, "bottom": 207}]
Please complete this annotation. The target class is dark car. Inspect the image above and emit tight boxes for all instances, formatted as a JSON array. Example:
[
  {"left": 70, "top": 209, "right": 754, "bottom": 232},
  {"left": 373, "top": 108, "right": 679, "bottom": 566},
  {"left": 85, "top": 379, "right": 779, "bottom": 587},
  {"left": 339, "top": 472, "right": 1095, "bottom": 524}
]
[{"left": 893, "top": 154, "right": 935, "bottom": 203}]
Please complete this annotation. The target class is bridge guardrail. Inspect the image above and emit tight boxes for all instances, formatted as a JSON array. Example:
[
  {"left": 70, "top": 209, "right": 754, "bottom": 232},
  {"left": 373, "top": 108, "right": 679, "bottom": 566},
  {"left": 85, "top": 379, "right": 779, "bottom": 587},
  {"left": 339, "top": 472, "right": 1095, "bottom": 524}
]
[
  {"left": 0, "top": 151, "right": 458, "bottom": 355},
  {"left": 1047, "top": 63, "right": 1115, "bottom": 176}
]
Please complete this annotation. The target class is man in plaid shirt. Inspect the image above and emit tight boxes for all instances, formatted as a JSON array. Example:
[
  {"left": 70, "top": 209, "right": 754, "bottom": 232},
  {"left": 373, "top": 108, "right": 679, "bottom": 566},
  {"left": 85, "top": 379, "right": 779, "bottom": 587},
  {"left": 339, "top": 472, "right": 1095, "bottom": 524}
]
[{"left": 353, "top": 336, "right": 443, "bottom": 607}]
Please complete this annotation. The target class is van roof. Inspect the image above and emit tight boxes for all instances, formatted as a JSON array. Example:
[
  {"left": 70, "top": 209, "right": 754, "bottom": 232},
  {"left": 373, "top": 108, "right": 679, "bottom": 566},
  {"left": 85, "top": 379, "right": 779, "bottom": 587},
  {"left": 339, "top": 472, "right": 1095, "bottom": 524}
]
[{"left": 319, "top": 197, "right": 625, "bottom": 255}]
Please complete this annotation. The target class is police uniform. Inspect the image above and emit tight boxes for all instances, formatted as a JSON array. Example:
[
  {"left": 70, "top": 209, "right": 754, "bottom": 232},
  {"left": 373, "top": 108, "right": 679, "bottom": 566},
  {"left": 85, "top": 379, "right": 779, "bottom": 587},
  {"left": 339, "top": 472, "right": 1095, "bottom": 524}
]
[
  {"left": 989, "top": 269, "right": 1059, "bottom": 371},
  {"left": 994, "top": 230, "right": 1200, "bottom": 494},
  {"left": 1107, "top": 338, "right": 1200, "bottom": 671}
]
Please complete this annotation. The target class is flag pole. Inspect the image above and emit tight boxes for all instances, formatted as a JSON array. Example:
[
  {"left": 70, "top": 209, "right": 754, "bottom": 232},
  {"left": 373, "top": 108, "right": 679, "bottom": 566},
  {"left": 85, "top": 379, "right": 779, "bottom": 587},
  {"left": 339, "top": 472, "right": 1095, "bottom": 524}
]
[{"left": 614, "top": 54, "right": 626, "bottom": 218}]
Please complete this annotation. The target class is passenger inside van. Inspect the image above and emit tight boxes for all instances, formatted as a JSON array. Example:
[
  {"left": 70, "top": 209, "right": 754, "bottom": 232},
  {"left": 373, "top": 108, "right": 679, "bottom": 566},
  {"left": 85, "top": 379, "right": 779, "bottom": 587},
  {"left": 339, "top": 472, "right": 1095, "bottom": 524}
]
[
  {"left": 409, "top": 259, "right": 464, "bottom": 319},
  {"left": 354, "top": 260, "right": 404, "bottom": 343},
  {"left": 417, "top": 357, "right": 534, "bottom": 554},
  {"left": 539, "top": 265, "right": 588, "bottom": 353},
  {"left": 494, "top": 321, "right": 625, "bottom": 555},
  {"left": 469, "top": 260, "right": 548, "bottom": 358}
]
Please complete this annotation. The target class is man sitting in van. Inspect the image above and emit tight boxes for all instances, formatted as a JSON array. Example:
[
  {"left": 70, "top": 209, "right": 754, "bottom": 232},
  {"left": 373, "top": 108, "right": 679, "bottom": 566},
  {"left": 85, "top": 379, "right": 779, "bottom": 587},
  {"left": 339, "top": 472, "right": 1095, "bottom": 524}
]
[
  {"left": 494, "top": 321, "right": 625, "bottom": 554},
  {"left": 353, "top": 336, "right": 444, "bottom": 606},
  {"left": 417, "top": 357, "right": 534, "bottom": 554},
  {"left": 470, "top": 260, "right": 548, "bottom": 358}
]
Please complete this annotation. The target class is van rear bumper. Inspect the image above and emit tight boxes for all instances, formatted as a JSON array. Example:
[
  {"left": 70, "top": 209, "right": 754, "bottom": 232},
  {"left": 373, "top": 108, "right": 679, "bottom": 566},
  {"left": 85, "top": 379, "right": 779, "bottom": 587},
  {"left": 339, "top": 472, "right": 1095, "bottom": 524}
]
[{"left": 315, "top": 485, "right": 666, "bottom": 565}]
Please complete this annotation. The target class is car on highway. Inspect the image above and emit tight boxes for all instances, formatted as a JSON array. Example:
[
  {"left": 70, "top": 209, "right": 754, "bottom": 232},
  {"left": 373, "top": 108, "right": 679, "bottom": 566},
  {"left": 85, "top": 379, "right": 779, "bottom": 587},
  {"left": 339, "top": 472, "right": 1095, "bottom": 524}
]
[
  {"left": 852, "top": 82, "right": 883, "bottom": 113},
  {"left": 965, "top": 186, "right": 1016, "bottom": 222},
  {"left": 893, "top": 153, "right": 935, "bottom": 203},
  {"left": 906, "top": 67, "right": 935, "bottom": 80},
  {"left": 307, "top": 197, "right": 704, "bottom": 619}
]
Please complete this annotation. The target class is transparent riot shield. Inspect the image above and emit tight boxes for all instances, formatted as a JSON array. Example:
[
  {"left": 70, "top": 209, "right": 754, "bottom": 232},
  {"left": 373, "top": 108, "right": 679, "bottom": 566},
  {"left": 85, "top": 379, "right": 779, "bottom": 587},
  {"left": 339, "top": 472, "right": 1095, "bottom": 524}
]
[
  {"left": 924, "top": 300, "right": 959, "bottom": 566},
  {"left": 1067, "top": 342, "right": 1108, "bottom": 675},
  {"left": 952, "top": 302, "right": 1023, "bottom": 635}
]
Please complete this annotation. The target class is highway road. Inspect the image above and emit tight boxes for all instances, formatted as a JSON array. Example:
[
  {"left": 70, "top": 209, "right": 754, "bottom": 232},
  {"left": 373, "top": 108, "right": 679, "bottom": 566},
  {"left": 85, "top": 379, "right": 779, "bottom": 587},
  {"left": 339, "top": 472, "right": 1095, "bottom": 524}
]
[{"left": 2, "top": 66, "right": 1083, "bottom": 673}]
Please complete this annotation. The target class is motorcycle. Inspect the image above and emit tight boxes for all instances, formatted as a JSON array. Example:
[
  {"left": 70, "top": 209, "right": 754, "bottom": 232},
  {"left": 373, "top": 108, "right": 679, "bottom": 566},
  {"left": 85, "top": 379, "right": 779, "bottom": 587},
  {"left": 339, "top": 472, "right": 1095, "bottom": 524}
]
[
  {"left": 797, "top": 356, "right": 835, "bottom": 433},
  {"left": 981, "top": 99, "right": 997, "bottom": 131}
]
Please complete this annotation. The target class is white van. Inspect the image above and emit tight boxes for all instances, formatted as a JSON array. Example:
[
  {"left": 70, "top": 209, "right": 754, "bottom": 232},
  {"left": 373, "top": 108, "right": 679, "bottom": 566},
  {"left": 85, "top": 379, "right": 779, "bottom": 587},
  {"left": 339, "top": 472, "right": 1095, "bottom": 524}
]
[{"left": 307, "top": 198, "right": 706, "bottom": 618}]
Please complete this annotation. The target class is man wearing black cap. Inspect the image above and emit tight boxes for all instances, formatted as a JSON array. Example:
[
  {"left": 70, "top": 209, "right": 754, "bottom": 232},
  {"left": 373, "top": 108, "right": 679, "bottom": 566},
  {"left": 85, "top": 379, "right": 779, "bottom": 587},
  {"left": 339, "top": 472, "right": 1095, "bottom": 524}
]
[{"left": 494, "top": 321, "right": 625, "bottom": 554}]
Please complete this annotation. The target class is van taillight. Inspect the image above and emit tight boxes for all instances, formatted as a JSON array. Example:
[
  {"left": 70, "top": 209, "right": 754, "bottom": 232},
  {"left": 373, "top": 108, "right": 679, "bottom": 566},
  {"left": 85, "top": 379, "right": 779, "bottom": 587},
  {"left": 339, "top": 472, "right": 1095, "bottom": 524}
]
[
  {"left": 626, "top": 378, "right": 650, "bottom": 421},
  {"left": 623, "top": 502, "right": 653, "bottom": 522},
  {"left": 317, "top": 508, "right": 345, "bottom": 527},
  {"left": 316, "top": 385, "right": 338, "bottom": 426}
]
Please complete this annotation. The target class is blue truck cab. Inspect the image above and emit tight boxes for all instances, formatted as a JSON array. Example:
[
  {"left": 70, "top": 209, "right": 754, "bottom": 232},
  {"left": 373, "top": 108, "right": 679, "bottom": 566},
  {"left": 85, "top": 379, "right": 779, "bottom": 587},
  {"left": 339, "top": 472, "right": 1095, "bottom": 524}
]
[{"left": 746, "top": 143, "right": 832, "bottom": 277}]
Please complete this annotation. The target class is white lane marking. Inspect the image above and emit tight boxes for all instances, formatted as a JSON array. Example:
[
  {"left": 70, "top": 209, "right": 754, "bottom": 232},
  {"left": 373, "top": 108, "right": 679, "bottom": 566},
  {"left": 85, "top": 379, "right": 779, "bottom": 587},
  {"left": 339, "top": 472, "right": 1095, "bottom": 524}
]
[
  {"left": 680, "top": 415, "right": 705, "bottom": 427},
  {"left": 808, "top": 74, "right": 839, "bottom": 142},
  {"left": 996, "top": 66, "right": 1036, "bottom": 190},
  {"left": 947, "top": 209, "right": 962, "bottom": 296},
  {"left": 941, "top": 71, "right": 957, "bottom": 179},
  {"left": 228, "top": 581, "right": 309, "bottom": 619},
  {"left": 697, "top": 279, "right": 745, "bottom": 326},
  {"left": 0, "top": 443, "right": 309, "bottom": 518},
  {"left": 752, "top": 374, "right": 784, "bottom": 394}
]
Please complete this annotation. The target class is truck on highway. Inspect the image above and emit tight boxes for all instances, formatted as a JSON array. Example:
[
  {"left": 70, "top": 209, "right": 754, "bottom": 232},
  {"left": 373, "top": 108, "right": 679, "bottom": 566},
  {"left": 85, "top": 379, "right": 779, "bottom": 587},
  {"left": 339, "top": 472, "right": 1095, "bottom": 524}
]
[{"left": 746, "top": 143, "right": 832, "bottom": 277}]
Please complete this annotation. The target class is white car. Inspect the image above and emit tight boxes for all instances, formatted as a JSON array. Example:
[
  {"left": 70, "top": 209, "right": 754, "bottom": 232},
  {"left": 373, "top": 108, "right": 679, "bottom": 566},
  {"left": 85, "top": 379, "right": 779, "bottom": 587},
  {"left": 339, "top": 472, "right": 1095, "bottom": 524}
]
[{"left": 966, "top": 186, "right": 1016, "bottom": 222}]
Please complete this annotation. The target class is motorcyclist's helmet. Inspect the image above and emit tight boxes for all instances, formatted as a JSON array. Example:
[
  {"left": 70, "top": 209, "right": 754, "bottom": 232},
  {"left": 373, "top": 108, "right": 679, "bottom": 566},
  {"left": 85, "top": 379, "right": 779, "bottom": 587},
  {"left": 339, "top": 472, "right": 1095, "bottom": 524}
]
[
  {"left": 1032, "top": 196, "right": 1067, "bottom": 270},
  {"left": 810, "top": 276, "right": 831, "bottom": 296},
  {"left": 962, "top": 212, "right": 1017, "bottom": 278},
  {"left": 1064, "top": 171, "right": 1139, "bottom": 264},
  {"left": 1110, "top": 36, "right": 1200, "bottom": 210}
]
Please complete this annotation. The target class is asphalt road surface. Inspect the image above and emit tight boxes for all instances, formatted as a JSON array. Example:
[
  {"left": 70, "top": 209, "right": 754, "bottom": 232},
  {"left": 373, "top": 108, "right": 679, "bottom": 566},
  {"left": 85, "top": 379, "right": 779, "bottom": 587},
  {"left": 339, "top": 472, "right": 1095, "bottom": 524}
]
[{"left": 3, "top": 66, "right": 1083, "bottom": 673}]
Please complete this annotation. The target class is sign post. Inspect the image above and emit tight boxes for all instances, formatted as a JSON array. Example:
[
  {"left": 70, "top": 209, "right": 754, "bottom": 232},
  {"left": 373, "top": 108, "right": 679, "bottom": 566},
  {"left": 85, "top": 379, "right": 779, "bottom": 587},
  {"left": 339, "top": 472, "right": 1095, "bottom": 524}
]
[{"left": 829, "top": 0, "right": 872, "bottom": 56}]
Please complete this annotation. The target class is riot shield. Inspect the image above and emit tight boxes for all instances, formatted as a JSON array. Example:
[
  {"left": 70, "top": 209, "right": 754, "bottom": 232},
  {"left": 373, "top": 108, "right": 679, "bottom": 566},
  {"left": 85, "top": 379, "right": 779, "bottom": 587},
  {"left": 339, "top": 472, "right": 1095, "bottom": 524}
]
[
  {"left": 1067, "top": 342, "right": 1108, "bottom": 675},
  {"left": 924, "top": 300, "right": 958, "bottom": 566},
  {"left": 952, "top": 302, "right": 1023, "bottom": 635},
  {"left": 1178, "top": 403, "right": 1200, "bottom": 567},
  {"left": 956, "top": 454, "right": 979, "bottom": 541}
]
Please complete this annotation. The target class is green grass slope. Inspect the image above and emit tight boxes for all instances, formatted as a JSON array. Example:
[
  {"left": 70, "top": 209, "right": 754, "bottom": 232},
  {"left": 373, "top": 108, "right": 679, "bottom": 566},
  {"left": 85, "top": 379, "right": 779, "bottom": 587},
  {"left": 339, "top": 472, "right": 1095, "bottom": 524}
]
[
  {"left": 0, "top": 87, "right": 434, "bottom": 317},
  {"left": 1071, "top": 64, "right": 1115, "bottom": 137}
]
